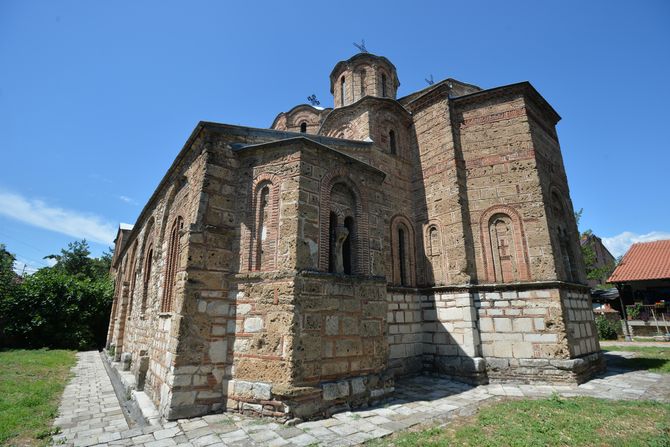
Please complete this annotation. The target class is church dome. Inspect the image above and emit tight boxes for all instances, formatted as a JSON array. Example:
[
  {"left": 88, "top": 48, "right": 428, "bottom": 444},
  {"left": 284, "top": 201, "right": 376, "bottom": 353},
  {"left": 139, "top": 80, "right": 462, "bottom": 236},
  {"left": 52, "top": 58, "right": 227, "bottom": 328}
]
[{"left": 329, "top": 53, "right": 400, "bottom": 108}]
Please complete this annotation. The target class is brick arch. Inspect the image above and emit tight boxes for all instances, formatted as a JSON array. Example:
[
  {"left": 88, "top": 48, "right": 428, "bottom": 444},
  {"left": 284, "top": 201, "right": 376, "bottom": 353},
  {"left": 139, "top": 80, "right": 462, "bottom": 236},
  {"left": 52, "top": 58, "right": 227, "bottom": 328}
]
[
  {"left": 244, "top": 173, "right": 281, "bottom": 271},
  {"left": 480, "top": 204, "right": 530, "bottom": 283},
  {"left": 161, "top": 215, "right": 184, "bottom": 313},
  {"left": 319, "top": 169, "right": 370, "bottom": 275},
  {"left": 423, "top": 219, "right": 448, "bottom": 284},
  {"left": 390, "top": 214, "right": 417, "bottom": 286},
  {"left": 139, "top": 217, "right": 156, "bottom": 313}
]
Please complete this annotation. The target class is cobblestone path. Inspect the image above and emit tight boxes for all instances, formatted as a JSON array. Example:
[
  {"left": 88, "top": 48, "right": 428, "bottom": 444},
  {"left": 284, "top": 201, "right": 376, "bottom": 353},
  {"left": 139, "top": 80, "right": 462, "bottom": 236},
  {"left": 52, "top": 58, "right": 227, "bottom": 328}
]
[{"left": 53, "top": 351, "right": 670, "bottom": 447}]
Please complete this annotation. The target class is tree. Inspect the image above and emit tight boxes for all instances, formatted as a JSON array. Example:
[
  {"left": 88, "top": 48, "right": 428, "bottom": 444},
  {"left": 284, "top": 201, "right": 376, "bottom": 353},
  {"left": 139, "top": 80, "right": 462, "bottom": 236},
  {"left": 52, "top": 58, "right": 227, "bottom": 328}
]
[
  {"left": 0, "top": 240, "right": 114, "bottom": 350},
  {"left": 574, "top": 209, "right": 616, "bottom": 287},
  {"left": 0, "top": 244, "right": 18, "bottom": 297}
]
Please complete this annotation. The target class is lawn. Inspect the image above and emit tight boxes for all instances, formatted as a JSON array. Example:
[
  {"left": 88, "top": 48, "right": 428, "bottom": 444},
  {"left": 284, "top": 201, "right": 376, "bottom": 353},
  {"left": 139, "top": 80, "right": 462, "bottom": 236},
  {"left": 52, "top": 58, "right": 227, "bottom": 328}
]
[
  {"left": 602, "top": 345, "right": 670, "bottom": 373},
  {"left": 0, "top": 349, "right": 76, "bottom": 447},
  {"left": 367, "top": 395, "right": 670, "bottom": 447}
]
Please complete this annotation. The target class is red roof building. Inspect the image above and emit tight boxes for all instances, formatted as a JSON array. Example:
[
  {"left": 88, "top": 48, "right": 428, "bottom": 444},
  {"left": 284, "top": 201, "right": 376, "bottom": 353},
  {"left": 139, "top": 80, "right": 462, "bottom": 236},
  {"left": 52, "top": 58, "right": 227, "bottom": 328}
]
[
  {"left": 609, "top": 239, "right": 670, "bottom": 282},
  {"left": 608, "top": 239, "right": 670, "bottom": 320}
]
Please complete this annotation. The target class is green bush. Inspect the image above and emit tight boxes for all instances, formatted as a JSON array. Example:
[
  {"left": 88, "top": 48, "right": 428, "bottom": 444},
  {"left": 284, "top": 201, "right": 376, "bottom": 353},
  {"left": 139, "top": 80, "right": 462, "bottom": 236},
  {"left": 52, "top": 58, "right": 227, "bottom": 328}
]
[
  {"left": 0, "top": 241, "right": 113, "bottom": 350},
  {"left": 595, "top": 315, "right": 619, "bottom": 340}
]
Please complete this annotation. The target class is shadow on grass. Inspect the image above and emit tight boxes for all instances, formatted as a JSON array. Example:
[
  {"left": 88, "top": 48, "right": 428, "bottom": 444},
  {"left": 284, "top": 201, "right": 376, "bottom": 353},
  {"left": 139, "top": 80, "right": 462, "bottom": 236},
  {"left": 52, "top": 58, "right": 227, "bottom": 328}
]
[{"left": 601, "top": 348, "right": 670, "bottom": 376}]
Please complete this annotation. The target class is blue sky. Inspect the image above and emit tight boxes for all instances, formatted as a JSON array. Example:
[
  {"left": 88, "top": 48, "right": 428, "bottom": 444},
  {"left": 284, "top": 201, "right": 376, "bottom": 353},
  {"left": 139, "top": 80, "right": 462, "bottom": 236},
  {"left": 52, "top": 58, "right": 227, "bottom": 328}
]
[{"left": 1, "top": 0, "right": 669, "bottom": 273}]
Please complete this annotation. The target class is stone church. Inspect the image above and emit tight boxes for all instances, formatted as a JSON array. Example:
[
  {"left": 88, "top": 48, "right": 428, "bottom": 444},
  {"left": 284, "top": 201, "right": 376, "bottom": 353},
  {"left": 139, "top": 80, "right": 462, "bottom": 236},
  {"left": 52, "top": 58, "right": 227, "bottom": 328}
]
[{"left": 107, "top": 52, "right": 604, "bottom": 421}]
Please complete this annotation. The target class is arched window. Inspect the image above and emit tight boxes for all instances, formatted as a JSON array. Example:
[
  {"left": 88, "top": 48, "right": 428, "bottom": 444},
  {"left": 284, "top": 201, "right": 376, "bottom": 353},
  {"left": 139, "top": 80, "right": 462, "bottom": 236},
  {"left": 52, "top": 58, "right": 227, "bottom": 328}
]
[
  {"left": 328, "top": 212, "right": 338, "bottom": 273},
  {"left": 300, "top": 122, "right": 307, "bottom": 133},
  {"left": 381, "top": 73, "right": 387, "bottom": 97},
  {"left": 389, "top": 130, "right": 397, "bottom": 155},
  {"left": 428, "top": 226, "right": 441, "bottom": 256},
  {"left": 126, "top": 241, "right": 138, "bottom": 319},
  {"left": 480, "top": 205, "right": 530, "bottom": 283},
  {"left": 489, "top": 214, "right": 518, "bottom": 283},
  {"left": 161, "top": 216, "right": 183, "bottom": 313},
  {"left": 398, "top": 227, "right": 407, "bottom": 285},
  {"left": 319, "top": 171, "right": 370, "bottom": 276},
  {"left": 141, "top": 246, "right": 153, "bottom": 313},
  {"left": 340, "top": 76, "right": 346, "bottom": 106},
  {"left": 255, "top": 186, "right": 270, "bottom": 270},
  {"left": 391, "top": 216, "right": 416, "bottom": 286},
  {"left": 343, "top": 216, "right": 355, "bottom": 275}
]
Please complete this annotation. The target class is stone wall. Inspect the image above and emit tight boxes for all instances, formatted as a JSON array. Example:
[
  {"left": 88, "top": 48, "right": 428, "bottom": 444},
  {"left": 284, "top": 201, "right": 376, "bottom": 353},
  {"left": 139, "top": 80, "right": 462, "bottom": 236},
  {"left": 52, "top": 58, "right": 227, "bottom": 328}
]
[
  {"left": 386, "top": 289, "right": 423, "bottom": 376},
  {"left": 477, "top": 285, "right": 603, "bottom": 383},
  {"left": 422, "top": 290, "right": 486, "bottom": 383},
  {"left": 562, "top": 288, "right": 600, "bottom": 357}
]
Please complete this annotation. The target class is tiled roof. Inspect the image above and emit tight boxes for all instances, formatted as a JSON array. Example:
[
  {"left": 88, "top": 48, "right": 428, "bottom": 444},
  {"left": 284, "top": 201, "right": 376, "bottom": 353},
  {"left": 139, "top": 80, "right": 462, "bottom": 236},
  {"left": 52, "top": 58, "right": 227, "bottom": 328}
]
[{"left": 608, "top": 239, "right": 670, "bottom": 283}]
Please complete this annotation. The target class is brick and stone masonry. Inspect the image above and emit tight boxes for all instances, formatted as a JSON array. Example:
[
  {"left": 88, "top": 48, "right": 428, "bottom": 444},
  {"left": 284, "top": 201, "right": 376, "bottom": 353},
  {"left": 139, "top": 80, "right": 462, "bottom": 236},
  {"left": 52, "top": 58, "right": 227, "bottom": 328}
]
[{"left": 106, "top": 51, "right": 604, "bottom": 421}]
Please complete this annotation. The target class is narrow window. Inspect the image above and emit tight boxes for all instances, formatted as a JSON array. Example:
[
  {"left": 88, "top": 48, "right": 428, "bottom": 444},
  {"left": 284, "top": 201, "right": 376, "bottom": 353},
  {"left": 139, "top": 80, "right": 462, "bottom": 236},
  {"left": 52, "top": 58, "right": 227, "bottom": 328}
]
[
  {"left": 161, "top": 217, "right": 183, "bottom": 313},
  {"left": 340, "top": 76, "right": 346, "bottom": 106},
  {"left": 141, "top": 247, "right": 153, "bottom": 313},
  {"left": 328, "top": 212, "right": 338, "bottom": 273},
  {"left": 300, "top": 122, "right": 307, "bottom": 133},
  {"left": 359, "top": 70, "right": 366, "bottom": 98},
  {"left": 256, "top": 186, "right": 270, "bottom": 270},
  {"left": 127, "top": 259, "right": 138, "bottom": 318},
  {"left": 389, "top": 130, "right": 397, "bottom": 155},
  {"left": 343, "top": 216, "right": 354, "bottom": 275},
  {"left": 398, "top": 227, "right": 407, "bottom": 285},
  {"left": 381, "top": 74, "right": 387, "bottom": 97},
  {"left": 428, "top": 227, "right": 440, "bottom": 256}
]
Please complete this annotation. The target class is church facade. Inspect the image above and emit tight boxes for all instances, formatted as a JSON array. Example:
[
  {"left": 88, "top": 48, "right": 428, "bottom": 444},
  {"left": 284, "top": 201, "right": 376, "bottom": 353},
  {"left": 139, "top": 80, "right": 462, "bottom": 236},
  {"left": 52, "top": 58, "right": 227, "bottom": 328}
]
[{"left": 107, "top": 52, "right": 604, "bottom": 421}]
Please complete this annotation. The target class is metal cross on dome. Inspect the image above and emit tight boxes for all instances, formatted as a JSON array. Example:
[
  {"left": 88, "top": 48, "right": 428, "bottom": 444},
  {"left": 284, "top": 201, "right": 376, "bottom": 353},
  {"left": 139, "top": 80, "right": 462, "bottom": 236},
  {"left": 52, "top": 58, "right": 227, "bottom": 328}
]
[{"left": 353, "top": 39, "right": 368, "bottom": 53}]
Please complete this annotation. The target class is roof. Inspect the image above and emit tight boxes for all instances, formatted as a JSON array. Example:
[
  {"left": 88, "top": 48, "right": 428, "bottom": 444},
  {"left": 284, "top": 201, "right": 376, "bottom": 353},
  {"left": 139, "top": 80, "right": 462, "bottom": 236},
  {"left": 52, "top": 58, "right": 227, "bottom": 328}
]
[
  {"left": 608, "top": 239, "right": 670, "bottom": 283},
  {"left": 232, "top": 136, "right": 386, "bottom": 179}
]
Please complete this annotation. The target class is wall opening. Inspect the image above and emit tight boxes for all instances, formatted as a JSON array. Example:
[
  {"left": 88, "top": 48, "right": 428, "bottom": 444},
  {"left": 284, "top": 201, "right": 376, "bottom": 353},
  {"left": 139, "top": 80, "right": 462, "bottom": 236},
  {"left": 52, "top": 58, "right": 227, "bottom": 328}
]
[{"left": 161, "top": 216, "right": 183, "bottom": 313}]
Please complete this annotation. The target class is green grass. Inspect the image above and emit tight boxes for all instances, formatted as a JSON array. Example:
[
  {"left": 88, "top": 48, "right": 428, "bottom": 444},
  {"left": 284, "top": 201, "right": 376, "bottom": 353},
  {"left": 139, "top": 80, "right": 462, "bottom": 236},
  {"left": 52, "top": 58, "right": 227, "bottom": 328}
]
[
  {"left": 367, "top": 396, "right": 670, "bottom": 447},
  {"left": 0, "top": 349, "right": 76, "bottom": 447},
  {"left": 602, "top": 345, "right": 670, "bottom": 373}
]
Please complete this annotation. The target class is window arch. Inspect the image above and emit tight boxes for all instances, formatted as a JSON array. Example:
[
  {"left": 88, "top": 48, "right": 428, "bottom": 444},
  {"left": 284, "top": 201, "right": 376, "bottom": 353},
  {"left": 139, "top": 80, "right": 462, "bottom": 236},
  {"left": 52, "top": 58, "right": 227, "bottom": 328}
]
[
  {"left": 480, "top": 205, "right": 530, "bottom": 283},
  {"left": 389, "top": 130, "right": 397, "bottom": 155},
  {"left": 300, "top": 122, "right": 307, "bottom": 133},
  {"left": 142, "top": 244, "right": 153, "bottom": 313},
  {"left": 161, "top": 216, "right": 183, "bottom": 313},
  {"left": 427, "top": 226, "right": 441, "bottom": 256},
  {"left": 328, "top": 184, "right": 356, "bottom": 275},
  {"left": 255, "top": 185, "right": 270, "bottom": 270},
  {"left": 319, "top": 170, "right": 370, "bottom": 275},
  {"left": 340, "top": 76, "right": 346, "bottom": 106},
  {"left": 125, "top": 241, "right": 138, "bottom": 319},
  {"left": 390, "top": 215, "right": 416, "bottom": 286},
  {"left": 248, "top": 176, "right": 280, "bottom": 272},
  {"left": 139, "top": 219, "right": 155, "bottom": 314},
  {"left": 358, "top": 69, "right": 366, "bottom": 99}
]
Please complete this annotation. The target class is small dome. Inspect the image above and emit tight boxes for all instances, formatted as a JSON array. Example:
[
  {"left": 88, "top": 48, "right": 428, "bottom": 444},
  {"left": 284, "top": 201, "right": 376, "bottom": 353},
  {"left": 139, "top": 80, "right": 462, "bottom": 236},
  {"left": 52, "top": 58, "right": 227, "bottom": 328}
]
[{"left": 329, "top": 53, "right": 400, "bottom": 108}]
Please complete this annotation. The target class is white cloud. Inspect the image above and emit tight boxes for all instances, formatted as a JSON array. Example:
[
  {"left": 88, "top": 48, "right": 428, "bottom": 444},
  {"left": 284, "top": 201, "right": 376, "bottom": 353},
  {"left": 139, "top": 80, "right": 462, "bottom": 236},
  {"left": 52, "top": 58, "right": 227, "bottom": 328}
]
[
  {"left": 602, "top": 231, "right": 670, "bottom": 258},
  {"left": 0, "top": 190, "right": 117, "bottom": 246},
  {"left": 118, "top": 195, "right": 138, "bottom": 205}
]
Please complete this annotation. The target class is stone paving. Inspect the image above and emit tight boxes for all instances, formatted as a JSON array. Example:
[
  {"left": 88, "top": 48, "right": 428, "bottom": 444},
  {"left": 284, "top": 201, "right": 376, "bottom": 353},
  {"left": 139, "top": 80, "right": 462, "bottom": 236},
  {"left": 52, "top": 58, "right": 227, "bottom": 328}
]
[
  {"left": 53, "top": 351, "right": 670, "bottom": 447},
  {"left": 53, "top": 352, "right": 129, "bottom": 446}
]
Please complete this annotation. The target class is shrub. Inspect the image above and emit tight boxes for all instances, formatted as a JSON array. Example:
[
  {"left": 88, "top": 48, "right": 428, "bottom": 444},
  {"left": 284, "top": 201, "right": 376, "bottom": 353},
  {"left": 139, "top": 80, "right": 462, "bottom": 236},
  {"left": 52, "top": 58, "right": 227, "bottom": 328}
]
[
  {"left": 595, "top": 315, "right": 619, "bottom": 340},
  {"left": 0, "top": 240, "right": 113, "bottom": 350}
]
